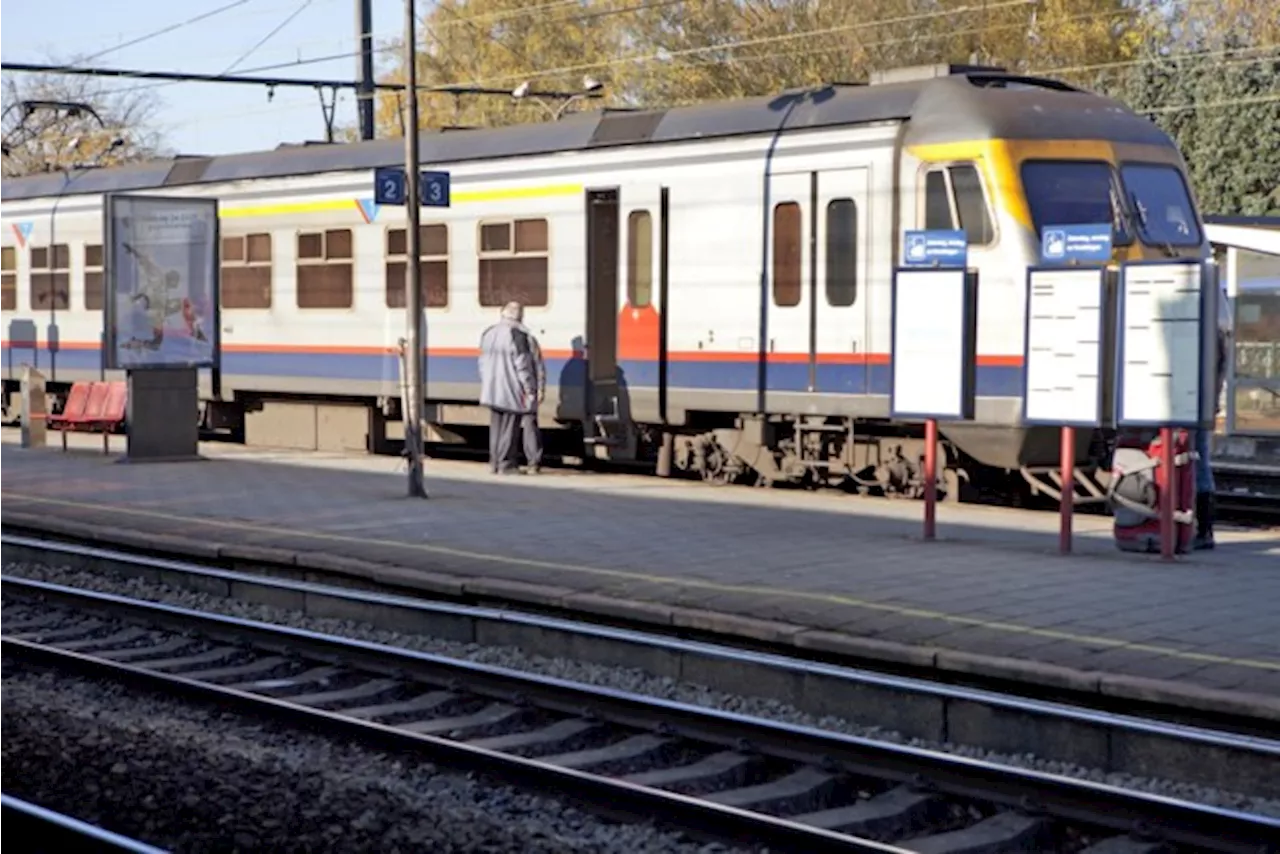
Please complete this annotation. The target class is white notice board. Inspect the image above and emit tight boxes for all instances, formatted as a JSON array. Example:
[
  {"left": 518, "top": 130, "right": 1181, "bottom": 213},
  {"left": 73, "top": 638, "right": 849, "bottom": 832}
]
[
  {"left": 1117, "top": 261, "right": 1213, "bottom": 428},
  {"left": 890, "top": 268, "right": 976, "bottom": 421},
  {"left": 1022, "top": 268, "right": 1106, "bottom": 427}
]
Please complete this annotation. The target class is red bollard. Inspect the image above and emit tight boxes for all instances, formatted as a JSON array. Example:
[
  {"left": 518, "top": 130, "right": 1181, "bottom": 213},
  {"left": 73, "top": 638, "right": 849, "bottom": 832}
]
[
  {"left": 1060, "top": 425, "right": 1074, "bottom": 554},
  {"left": 1159, "top": 426, "right": 1175, "bottom": 561},
  {"left": 923, "top": 418, "right": 938, "bottom": 540}
]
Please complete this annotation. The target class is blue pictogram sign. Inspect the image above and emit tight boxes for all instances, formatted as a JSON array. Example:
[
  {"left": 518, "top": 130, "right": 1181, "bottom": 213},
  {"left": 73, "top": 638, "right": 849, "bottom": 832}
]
[
  {"left": 1041, "top": 223, "right": 1112, "bottom": 265},
  {"left": 903, "top": 230, "right": 967, "bottom": 267}
]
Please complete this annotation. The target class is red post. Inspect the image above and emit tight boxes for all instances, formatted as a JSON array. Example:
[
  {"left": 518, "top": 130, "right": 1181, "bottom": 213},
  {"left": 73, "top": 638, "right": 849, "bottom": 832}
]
[
  {"left": 1159, "top": 426, "right": 1175, "bottom": 561},
  {"left": 923, "top": 418, "right": 938, "bottom": 540},
  {"left": 1059, "top": 425, "right": 1074, "bottom": 554}
]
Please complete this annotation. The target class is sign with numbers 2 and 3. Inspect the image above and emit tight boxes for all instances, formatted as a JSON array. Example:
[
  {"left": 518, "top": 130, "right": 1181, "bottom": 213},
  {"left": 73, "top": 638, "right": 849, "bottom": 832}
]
[{"left": 374, "top": 167, "right": 451, "bottom": 208}]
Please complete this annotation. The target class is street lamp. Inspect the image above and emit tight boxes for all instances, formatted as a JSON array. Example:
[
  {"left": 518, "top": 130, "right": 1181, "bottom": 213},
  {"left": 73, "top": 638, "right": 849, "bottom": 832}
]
[{"left": 511, "top": 75, "right": 604, "bottom": 120}]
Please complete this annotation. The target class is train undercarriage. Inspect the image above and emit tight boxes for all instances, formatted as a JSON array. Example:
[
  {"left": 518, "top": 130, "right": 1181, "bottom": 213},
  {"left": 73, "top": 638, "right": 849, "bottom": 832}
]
[{"left": 8, "top": 380, "right": 1271, "bottom": 513}]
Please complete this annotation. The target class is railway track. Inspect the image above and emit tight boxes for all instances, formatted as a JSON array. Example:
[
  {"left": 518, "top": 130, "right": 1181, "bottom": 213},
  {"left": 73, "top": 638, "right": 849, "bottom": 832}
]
[
  {"left": 4, "top": 574, "right": 1277, "bottom": 854},
  {"left": 0, "top": 793, "right": 171, "bottom": 854}
]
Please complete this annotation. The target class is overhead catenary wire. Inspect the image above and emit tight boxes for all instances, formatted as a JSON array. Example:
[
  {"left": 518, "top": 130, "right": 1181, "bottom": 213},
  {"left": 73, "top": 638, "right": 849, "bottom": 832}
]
[
  {"left": 220, "top": 0, "right": 316, "bottom": 75},
  {"left": 5, "top": 0, "right": 1274, "bottom": 153},
  {"left": 72, "top": 0, "right": 256, "bottom": 66}
]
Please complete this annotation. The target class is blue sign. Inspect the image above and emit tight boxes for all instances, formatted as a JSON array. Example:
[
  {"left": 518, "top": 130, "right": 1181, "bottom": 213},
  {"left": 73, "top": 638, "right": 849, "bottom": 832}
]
[
  {"left": 1041, "top": 223, "right": 1112, "bottom": 264},
  {"left": 903, "top": 230, "right": 967, "bottom": 267},
  {"left": 373, "top": 167, "right": 451, "bottom": 208}
]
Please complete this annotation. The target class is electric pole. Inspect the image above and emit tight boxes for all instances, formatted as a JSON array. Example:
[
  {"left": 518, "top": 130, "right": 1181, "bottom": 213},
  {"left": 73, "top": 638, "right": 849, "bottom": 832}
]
[
  {"left": 403, "top": 0, "right": 427, "bottom": 498},
  {"left": 355, "top": 0, "right": 375, "bottom": 140}
]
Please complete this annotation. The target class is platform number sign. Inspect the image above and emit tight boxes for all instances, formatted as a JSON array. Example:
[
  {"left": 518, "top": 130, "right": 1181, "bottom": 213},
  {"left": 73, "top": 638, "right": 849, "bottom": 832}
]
[{"left": 374, "top": 167, "right": 451, "bottom": 208}]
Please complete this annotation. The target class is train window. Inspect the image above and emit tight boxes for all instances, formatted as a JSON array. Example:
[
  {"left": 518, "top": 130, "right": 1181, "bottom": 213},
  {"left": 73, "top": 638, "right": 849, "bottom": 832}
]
[
  {"left": 84, "top": 244, "right": 105, "bottom": 310},
  {"left": 950, "top": 166, "right": 994, "bottom": 245},
  {"left": 30, "top": 243, "right": 70, "bottom": 311},
  {"left": 772, "top": 202, "right": 802, "bottom": 308},
  {"left": 825, "top": 199, "right": 857, "bottom": 307},
  {"left": 222, "top": 234, "right": 273, "bottom": 309},
  {"left": 627, "top": 210, "right": 653, "bottom": 309},
  {"left": 923, "top": 166, "right": 994, "bottom": 245},
  {"left": 1119, "top": 163, "right": 1202, "bottom": 247},
  {"left": 924, "top": 171, "right": 952, "bottom": 231},
  {"left": 480, "top": 222, "right": 511, "bottom": 253},
  {"left": 296, "top": 229, "right": 353, "bottom": 309},
  {"left": 477, "top": 218, "right": 549, "bottom": 308},
  {"left": 1, "top": 246, "right": 16, "bottom": 311},
  {"left": 385, "top": 224, "right": 449, "bottom": 309},
  {"left": 1021, "top": 160, "right": 1131, "bottom": 244}
]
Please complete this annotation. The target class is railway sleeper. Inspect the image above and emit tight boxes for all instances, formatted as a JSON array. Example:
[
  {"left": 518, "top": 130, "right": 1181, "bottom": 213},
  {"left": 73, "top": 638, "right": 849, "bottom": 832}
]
[
  {"left": 903, "top": 810, "right": 1053, "bottom": 854},
  {"left": 705, "top": 765, "right": 845, "bottom": 815},
  {"left": 469, "top": 718, "right": 604, "bottom": 754},
  {"left": 792, "top": 784, "right": 949, "bottom": 838},
  {"left": 95, "top": 636, "right": 207, "bottom": 663},
  {"left": 1076, "top": 836, "right": 1172, "bottom": 854},
  {"left": 340, "top": 689, "right": 461, "bottom": 721},
  {"left": 621, "top": 749, "right": 757, "bottom": 794},
  {"left": 132, "top": 645, "right": 241, "bottom": 671},
  {"left": 231, "top": 664, "right": 342, "bottom": 696},
  {"left": 52, "top": 626, "right": 152, "bottom": 652}
]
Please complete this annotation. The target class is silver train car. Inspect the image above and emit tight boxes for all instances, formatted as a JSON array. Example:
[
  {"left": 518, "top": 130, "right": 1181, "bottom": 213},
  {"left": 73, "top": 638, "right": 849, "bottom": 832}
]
[{"left": 1, "top": 63, "right": 1210, "bottom": 499}]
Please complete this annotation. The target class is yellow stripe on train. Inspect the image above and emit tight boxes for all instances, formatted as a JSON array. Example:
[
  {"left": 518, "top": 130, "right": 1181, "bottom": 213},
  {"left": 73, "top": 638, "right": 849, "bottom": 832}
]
[{"left": 219, "top": 182, "right": 584, "bottom": 220}]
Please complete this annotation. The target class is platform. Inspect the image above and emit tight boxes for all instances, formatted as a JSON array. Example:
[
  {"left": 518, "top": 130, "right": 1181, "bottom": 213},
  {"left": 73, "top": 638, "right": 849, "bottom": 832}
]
[{"left": 3, "top": 429, "right": 1278, "bottom": 720}]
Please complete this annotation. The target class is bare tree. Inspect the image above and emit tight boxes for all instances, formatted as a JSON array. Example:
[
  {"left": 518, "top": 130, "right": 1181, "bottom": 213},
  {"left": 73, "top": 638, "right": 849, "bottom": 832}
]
[{"left": 2, "top": 57, "right": 170, "bottom": 178}]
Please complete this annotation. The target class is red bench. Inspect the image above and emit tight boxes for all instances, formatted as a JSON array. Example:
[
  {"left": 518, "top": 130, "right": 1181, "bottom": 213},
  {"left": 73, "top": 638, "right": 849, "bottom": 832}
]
[{"left": 48, "top": 380, "right": 128, "bottom": 453}]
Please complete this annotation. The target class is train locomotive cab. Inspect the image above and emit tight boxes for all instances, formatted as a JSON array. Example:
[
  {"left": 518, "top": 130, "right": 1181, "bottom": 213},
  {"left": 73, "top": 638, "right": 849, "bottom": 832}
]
[{"left": 896, "top": 72, "right": 1210, "bottom": 502}]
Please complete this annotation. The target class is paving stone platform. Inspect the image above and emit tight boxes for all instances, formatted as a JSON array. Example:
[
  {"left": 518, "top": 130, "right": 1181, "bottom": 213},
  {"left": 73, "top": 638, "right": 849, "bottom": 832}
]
[{"left": 3, "top": 430, "right": 1278, "bottom": 720}]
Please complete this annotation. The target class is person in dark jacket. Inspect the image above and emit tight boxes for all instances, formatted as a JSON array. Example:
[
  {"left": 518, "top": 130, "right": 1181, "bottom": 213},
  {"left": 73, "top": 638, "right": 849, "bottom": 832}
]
[
  {"left": 478, "top": 301, "right": 541, "bottom": 474},
  {"left": 1194, "top": 286, "right": 1233, "bottom": 549}
]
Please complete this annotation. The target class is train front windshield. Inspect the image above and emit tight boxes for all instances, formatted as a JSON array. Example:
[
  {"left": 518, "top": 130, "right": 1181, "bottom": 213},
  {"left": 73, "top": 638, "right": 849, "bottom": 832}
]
[{"left": 1020, "top": 159, "right": 1202, "bottom": 249}]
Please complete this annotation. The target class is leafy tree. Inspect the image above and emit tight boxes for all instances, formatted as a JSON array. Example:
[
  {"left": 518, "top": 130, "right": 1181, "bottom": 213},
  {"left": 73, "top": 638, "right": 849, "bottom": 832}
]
[
  {"left": 1, "top": 59, "right": 168, "bottom": 178},
  {"left": 1098, "top": 5, "right": 1280, "bottom": 216},
  {"left": 373, "top": 0, "right": 628, "bottom": 136}
]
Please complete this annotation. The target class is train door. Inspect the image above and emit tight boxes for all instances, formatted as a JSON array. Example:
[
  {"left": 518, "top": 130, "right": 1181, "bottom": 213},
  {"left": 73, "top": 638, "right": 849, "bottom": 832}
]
[
  {"left": 812, "top": 167, "right": 870, "bottom": 395},
  {"left": 763, "top": 171, "right": 812, "bottom": 408},
  {"left": 584, "top": 188, "right": 623, "bottom": 456},
  {"left": 617, "top": 184, "right": 664, "bottom": 424}
]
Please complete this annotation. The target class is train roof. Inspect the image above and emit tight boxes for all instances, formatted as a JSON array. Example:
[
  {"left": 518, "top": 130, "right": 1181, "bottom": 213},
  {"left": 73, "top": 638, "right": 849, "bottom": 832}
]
[{"left": 1, "top": 65, "right": 1174, "bottom": 203}]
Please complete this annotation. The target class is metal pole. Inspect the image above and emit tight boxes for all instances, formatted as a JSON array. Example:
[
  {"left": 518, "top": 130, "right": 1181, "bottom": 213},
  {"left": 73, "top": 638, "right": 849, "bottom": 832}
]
[
  {"left": 355, "top": 0, "right": 375, "bottom": 140},
  {"left": 403, "top": 0, "right": 427, "bottom": 498}
]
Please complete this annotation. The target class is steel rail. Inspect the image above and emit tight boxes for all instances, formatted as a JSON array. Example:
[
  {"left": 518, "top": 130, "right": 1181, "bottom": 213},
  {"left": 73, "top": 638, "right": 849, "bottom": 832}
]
[
  {"left": 0, "top": 794, "right": 172, "bottom": 854},
  {"left": 3, "top": 576, "right": 1276, "bottom": 853},
  {"left": 1, "top": 636, "right": 907, "bottom": 854},
  {"left": 3, "top": 533, "right": 1275, "bottom": 746}
]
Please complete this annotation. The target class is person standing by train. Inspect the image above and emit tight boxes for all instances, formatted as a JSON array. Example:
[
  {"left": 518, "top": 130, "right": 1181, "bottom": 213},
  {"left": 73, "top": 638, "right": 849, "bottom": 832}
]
[
  {"left": 478, "top": 301, "right": 543, "bottom": 474},
  {"left": 1193, "top": 283, "right": 1233, "bottom": 550}
]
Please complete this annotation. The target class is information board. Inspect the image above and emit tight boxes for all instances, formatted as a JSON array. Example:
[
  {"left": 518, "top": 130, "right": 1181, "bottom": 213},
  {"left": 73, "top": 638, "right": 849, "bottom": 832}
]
[
  {"left": 1022, "top": 267, "right": 1107, "bottom": 427},
  {"left": 1117, "top": 260, "right": 1216, "bottom": 428},
  {"left": 890, "top": 268, "right": 976, "bottom": 420},
  {"left": 103, "top": 194, "right": 220, "bottom": 372}
]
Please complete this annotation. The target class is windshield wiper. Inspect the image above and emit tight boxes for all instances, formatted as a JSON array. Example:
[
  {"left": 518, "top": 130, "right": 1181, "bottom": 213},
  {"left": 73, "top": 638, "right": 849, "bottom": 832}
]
[{"left": 1127, "top": 190, "right": 1176, "bottom": 258}]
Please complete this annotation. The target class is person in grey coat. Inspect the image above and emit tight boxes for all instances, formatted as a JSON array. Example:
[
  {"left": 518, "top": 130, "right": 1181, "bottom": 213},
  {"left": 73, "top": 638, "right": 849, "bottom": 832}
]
[{"left": 478, "top": 301, "right": 545, "bottom": 474}]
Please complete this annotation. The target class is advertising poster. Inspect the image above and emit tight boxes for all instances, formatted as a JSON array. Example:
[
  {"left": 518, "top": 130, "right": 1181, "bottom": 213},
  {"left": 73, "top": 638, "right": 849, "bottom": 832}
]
[{"left": 105, "top": 195, "right": 219, "bottom": 371}]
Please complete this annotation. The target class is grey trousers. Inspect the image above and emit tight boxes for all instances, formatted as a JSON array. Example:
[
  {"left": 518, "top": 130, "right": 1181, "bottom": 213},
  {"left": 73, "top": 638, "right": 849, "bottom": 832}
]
[{"left": 489, "top": 408, "right": 542, "bottom": 472}]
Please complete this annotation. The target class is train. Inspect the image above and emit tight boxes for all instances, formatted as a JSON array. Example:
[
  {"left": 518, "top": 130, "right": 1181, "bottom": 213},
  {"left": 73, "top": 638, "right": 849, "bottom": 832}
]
[{"left": 1, "top": 63, "right": 1213, "bottom": 501}]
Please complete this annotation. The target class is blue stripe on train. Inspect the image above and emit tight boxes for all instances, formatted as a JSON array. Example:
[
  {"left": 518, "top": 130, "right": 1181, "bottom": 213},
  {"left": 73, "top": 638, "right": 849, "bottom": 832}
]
[{"left": 3, "top": 344, "right": 1023, "bottom": 398}]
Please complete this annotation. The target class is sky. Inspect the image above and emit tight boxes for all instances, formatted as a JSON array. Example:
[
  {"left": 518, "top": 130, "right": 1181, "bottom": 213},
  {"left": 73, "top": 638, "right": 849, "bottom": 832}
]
[{"left": 2, "top": 0, "right": 406, "bottom": 155}]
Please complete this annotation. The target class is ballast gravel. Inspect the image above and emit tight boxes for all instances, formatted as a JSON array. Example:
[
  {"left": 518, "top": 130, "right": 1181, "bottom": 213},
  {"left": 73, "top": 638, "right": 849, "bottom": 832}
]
[
  {"left": 1, "top": 665, "right": 747, "bottom": 854},
  {"left": 7, "top": 560, "right": 1280, "bottom": 821}
]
